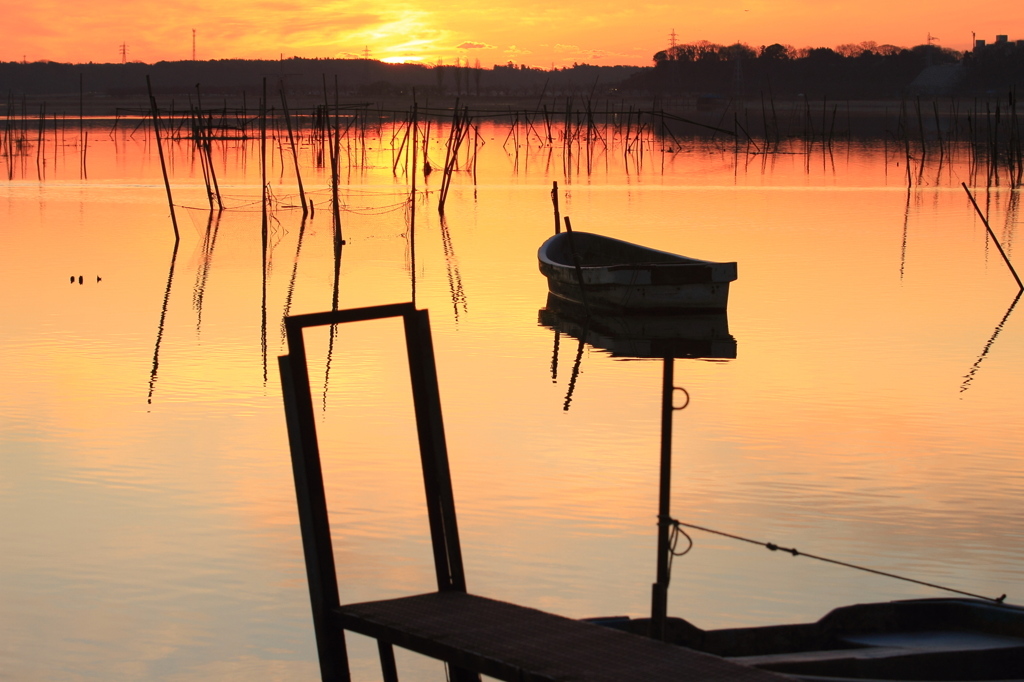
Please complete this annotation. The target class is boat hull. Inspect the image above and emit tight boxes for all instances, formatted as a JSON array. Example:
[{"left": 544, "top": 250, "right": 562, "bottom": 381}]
[
  {"left": 589, "top": 598, "right": 1024, "bottom": 682},
  {"left": 538, "top": 231, "right": 737, "bottom": 313}
]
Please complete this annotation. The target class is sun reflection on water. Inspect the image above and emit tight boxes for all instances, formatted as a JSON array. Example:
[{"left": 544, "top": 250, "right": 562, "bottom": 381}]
[{"left": 1, "top": 120, "right": 1022, "bottom": 680}]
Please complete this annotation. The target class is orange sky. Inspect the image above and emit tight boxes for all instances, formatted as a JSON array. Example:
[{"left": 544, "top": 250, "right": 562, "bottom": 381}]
[{"left": 3, "top": 0, "right": 1023, "bottom": 68}]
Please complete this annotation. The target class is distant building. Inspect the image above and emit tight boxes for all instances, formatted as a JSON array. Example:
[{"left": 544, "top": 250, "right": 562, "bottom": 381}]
[{"left": 974, "top": 35, "right": 1021, "bottom": 52}]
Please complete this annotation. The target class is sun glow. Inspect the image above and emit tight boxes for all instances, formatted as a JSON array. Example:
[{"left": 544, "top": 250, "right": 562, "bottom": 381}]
[{"left": 5, "top": 0, "right": 1020, "bottom": 67}]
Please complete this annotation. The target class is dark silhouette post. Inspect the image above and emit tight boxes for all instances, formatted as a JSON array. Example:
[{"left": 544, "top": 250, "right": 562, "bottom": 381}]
[
  {"left": 146, "top": 75, "right": 179, "bottom": 242},
  {"left": 562, "top": 216, "right": 591, "bottom": 318},
  {"left": 551, "top": 180, "right": 561, "bottom": 234},
  {"left": 650, "top": 356, "right": 675, "bottom": 640},
  {"left": 279, "top": 83, "right": 308, "bottom": 217}
]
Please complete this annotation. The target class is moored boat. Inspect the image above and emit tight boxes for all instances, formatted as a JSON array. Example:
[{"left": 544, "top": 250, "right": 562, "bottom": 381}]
[
  {"left": 591, "top": 598, "right": 1024, "bottom": 682},
  {"left": 538, "top": 231, "right": 737, "bottom": 313}
]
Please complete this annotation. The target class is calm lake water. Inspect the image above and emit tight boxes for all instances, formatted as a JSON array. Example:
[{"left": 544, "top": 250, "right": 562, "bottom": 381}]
[{"left": 2, "top": 117, "right": 1022, "bottom": 681}]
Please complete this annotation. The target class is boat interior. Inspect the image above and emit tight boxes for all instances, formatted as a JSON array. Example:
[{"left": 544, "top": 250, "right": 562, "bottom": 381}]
[
  {"left": 546, "top": 231, "right": 704, "bottom": 267},
  {"left": 592, "top": 599, "right": 1024, "bottom": 681}
]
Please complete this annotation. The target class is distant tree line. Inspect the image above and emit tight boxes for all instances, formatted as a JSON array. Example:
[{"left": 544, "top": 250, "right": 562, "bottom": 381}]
[
  {"left": 3, "top": 43, "right": 1020, "bottom": 105},
  {"left": 624, "top": 39, "right": 1023, "bottom": 98},
  {"left": 0, "top": 58, "right": 642, "bottom": 101}
]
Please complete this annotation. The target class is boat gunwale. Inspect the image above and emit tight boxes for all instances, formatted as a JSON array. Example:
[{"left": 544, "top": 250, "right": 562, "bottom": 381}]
[{"left": 538, "top": 231, "right": 737, "bottom": 276}]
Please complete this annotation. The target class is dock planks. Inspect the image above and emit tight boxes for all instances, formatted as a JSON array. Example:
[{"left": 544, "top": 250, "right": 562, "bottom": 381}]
[{"left": 337, "top": 591, "right": 787, "bottom": 682}]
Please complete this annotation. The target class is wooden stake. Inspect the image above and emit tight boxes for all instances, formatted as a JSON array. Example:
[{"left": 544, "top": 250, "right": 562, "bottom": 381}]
[
  {"left": 279, "top": 83, "right": 308, "bottom": 216},
  {"left": 562, "top": 216, "right": 591, "bottom": 318},
  {"left": 146, "top": 76, "right": 179, "bottom": 243},
  {"left": 551, "top": 181, "right": 561, "bottom": 234},
  {"left": 962, "top": 182, "right": 1023, "bottom": 291}
]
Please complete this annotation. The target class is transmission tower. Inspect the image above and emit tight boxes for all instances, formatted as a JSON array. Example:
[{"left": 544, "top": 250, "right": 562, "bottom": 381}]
[
  {"left": 363, "top": 45, "right": 371, "bottom": 60},
  {"left": 119, "top": 42, "right": 128, "bottom": 64},
  {"left": 192, "top": 29, "right": 196, "bottom": 60},
  {"left": 925, "top": 32, "right": 939, "bottom": 66},
  {"left": 669, "top": 28, "right": 678, "bottom": 50}
]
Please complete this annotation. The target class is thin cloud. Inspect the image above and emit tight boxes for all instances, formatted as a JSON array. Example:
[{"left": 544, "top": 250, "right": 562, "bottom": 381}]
[
  {"left": 456, "top": 41, "right": 495, "bottom": 49},
  {"left": 553, "top": 43, "right": 623, "bottom": 60}
]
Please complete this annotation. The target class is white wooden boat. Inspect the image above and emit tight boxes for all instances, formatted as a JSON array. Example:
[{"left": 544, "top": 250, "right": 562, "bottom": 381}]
[{"left": 538, "top": 231, "right": 737, "bottom": 313}]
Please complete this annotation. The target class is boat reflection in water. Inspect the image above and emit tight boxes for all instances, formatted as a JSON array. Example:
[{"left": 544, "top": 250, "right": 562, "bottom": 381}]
[
  {"left": 540, "top": 296, "right": 1024, "bottom": 682},
  {"left": 540, "top": 290, "right": 735, "bottom": 646},
  {"left": 538, "top": 293, "right": 736, "bottom": 361}
]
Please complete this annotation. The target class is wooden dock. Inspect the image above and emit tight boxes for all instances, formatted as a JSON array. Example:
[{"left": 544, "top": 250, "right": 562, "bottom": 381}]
[
  {"left": 280, "top": 303, "right": 787, "bottom": 682},
  {"left": 338, "top": 591, "right": 785, "bottom": 681}
]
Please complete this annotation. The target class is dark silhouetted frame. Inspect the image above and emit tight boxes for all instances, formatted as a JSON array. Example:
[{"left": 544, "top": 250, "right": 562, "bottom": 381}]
[
  {"left": 279, "top": 303, "right": 785, "bottom": 682},
  {"left": 279, "top": 303, "right": 472, "bottom": 681}
]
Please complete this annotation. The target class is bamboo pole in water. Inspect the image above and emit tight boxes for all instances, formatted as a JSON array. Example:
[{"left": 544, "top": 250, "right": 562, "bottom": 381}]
[
  {"left": 195, "top": 86, "right": 223, "bottom": 210},
  {"left": 561, "top": 216, "right": 591, "bottom": 318},
  {"left": 261, "top": 77, "right": 268, "bottom": 231},
  {"left": 411, "top": 96, "right": 418, "bottom": 198},
  {"left": 392, "top": 116, "right": 411, "bottom": 176},
  {"left": 962, "top": 182, "right": 1023, "bottom": 291},
  {"left": 472, "top": 124, "right": 480, "bottom": 187},
  {"left": 915, "top": 96, "right": 927, "bottom": 157},
  {"left": 78, "top": 73, "right": 84, "bottom": 178},
  {"left": 438, "top": 103, "right": 459, "bottom": 213},
  {"left": 279, "top": 84, "right": 308, "bottom": 217},
  {"left": 551, "top": 180, "right": 561, "bottom": 234},
  {"left": 191, "top": 102, "right": 214, "bottom": 210},
  {"left": 146, "top": 76, "right": 179, "bottom": 243},
  {"left": 202, "top": 108, "right": 220, "bottom": 208},
  {"left": 410, "top": 97, "right": 418, "bottom": 305},
  {"left": 82, "top": 130, "right": 88, "bottom": 179},
  {"left": 438, "top": 105, "right": 470, "bottom": 214},
  {"left": 36, "top": 102, "right": 45, "bottom": 180}
]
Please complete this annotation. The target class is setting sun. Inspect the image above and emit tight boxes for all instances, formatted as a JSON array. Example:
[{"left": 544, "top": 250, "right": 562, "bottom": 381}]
[{"left": 3, "top": 0, "right": 1023, "bottom": 67}]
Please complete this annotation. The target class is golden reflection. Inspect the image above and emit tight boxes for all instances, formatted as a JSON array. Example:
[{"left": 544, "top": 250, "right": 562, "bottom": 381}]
[{"left": 2, "top": 122, "right": 1024, "bottom": 681}]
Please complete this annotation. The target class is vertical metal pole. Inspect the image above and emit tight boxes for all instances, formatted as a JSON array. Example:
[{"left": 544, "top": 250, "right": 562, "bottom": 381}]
[
  {"left": 403, "top": 309, "right": 468, "bottom": 593},
  {"left": 402, "top": 310, "right": 480, "bottom": 682},
  {"left": 377, "top": 640, "right": 399, "bottom": 682},
  {"left": 278, "top": 352, "right": 350, "bottom": 682},
  {"left": 650, "top": 356, "right": 674, "bottom": 641}
]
